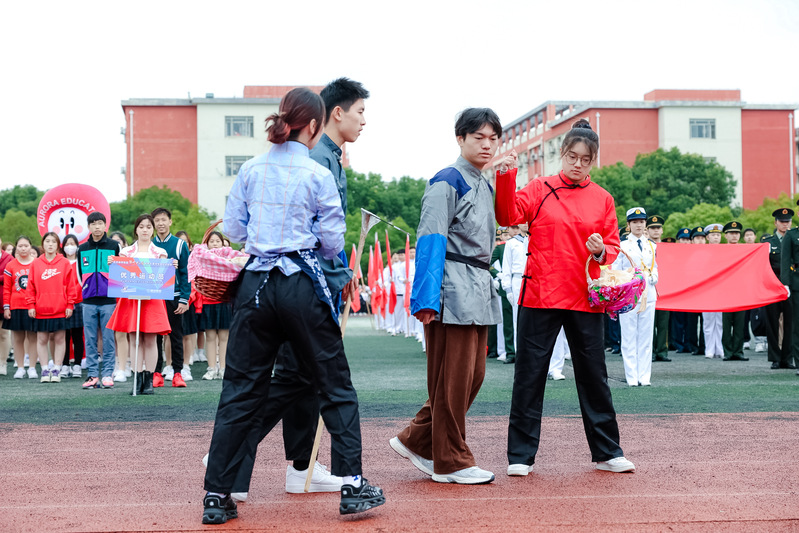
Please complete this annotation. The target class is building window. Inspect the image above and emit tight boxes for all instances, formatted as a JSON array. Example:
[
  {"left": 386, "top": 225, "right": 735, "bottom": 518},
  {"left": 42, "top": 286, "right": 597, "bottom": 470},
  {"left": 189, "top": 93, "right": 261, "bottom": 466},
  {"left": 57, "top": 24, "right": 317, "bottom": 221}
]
[
  {"left": 226, "top": 156, "right": 252, "bottom": 176},
  {"left": 704, "top": 156, "right": 717, "bottom": 164},
  {"left": 225, "top": 116, "right": 254, "bottom": 137},
  {"left": 690, "top": 119, "right": 716, "bottom": 139}
]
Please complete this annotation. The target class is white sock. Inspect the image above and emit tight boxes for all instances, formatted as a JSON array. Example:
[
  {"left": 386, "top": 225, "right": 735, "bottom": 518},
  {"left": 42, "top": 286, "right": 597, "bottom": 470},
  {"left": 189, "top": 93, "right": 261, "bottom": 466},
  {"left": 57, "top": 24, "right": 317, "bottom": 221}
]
[{"left": 342, "top": 475, "right": 362, "bottom": 486}]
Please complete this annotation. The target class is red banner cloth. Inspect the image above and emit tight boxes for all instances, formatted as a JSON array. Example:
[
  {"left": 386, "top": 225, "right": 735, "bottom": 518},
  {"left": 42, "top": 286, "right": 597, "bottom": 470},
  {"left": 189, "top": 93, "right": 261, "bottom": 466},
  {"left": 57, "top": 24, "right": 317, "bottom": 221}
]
[{"left": 655, "top": 243, "right": 787, "bottom": 312}]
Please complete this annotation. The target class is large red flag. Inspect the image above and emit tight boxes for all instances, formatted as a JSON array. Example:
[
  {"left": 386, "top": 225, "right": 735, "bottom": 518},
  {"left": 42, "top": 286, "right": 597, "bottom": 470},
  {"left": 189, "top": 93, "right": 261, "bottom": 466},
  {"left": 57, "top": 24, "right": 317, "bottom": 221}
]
[
  {"left": 386, "top": 230, "right": 397, "bottom": 313},
  {"left": 404, "top": 234, "right": 411, "bottom": 316},
  {"left": 348, "top": 244, "right": 361, "bottom": 313},
  {"left": 367, "top": 245, "right": 375, "bottom": 303},
  {"left": 655, "top": 243, "right": 788, "bottom": 312}
]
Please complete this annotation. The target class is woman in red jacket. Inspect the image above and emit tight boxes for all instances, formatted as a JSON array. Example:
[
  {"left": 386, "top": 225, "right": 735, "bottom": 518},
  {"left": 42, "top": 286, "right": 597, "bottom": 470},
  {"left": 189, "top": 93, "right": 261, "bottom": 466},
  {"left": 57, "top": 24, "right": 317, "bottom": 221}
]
[
  {"left": 495, "top": 119, "right": 635, "bottom": 476},
  {"left": 3, "top": 236, "right": 38, "bottom": 379},
  {"left": 26, "top": 232, "right": 80, "bottom": 383}
]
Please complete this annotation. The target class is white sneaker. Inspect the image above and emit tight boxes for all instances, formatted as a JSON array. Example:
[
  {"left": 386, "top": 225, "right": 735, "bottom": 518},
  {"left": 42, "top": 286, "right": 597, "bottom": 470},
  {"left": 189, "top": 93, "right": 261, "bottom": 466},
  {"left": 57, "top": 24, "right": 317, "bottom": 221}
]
[
  {"left": 27, "top": 367, "right": 38, "bottom": 379},
  {"left": 507, "top": 464, "right": 534, "bottom": 476},
  {"left": 596, "top": 456, "right": 635, "bottom": 473},
  {"left": 0, "top": 363, "right": 6, "bottom": 376},
  {"left": 497, "top": 356, "right": 507, "bottom": 362},
  {"left": 124, "top": 362, "right": 132, "bottom": 378},
  {"left": 202, "top": 367, "right": 217, "bottom": 380},
  {"left": 432, "top": 466, "right": 495, "bottom": 484},
  {"left": 743, "top": 342, "right": 751, "bottom": 350},
  {"left": 81, "top": 358, "right": 87, "bottom": 369},
  {"left": 113, "top": 369, "right": 127, "bottom": 382},
  {"left": 14, "top": 368, "right": 26, "bottom": 379},
  {"left": 181, "top": 366, "right": 193, "bottom": 381},
  {"left": 198, "top": 351, "right": 207, "bottom": 363},
  {"left": 201, "top": 453, "right": 248, "bottom": 501},
  {"left": 163, "top": 365, "right": 174, "bottom": 381},
  {"left": 24, "top": 354, "right": 30, "bottom": 368},
  {"left": 286, "top": 462, "right": 344, "bottom": 493},
  {"left": 389, "top": 436, "right": 434, "bottom": 476},
  {"left": 72, "top": 364, "right": 82, "bottom": 378},
  {"left": 216, "top": 367, "right": 224, "bottom": 380},
  {"left": 549, "top": 371, "right": 566, "bottom": 381},
  {"left": 60, "top": 365, "right": 71, "bottom": 378}
]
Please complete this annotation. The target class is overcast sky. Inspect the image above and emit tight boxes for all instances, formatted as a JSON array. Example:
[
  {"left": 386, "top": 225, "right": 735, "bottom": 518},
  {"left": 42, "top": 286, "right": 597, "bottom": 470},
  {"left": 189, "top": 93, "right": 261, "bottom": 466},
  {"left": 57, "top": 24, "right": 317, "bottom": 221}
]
[{"left": 2, "top": 0, "right": 797, "bottom": 203}]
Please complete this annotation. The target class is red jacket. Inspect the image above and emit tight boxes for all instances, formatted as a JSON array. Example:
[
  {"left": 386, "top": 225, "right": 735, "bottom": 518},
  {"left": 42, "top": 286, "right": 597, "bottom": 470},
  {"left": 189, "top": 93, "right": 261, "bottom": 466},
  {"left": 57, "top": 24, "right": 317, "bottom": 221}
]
[
  {"left": 25, "top": 254, "right": 80, "bottom": 319},
  {"left": 3, "top": 258, "right": 34, "bottom": 311},
  {"left": 495, "top": 169, "right": 620, "bottom": 313},
  {"left": 0, "top": 251, "right": 13, "bottom": 308}
]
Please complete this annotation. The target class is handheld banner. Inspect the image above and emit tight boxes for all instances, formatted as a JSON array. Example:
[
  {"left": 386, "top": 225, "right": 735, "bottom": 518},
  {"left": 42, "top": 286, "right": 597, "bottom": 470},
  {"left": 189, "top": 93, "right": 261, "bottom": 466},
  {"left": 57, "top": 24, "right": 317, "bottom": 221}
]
[{"left": 108, "top": 258, "right": 175, "bottom": 300}]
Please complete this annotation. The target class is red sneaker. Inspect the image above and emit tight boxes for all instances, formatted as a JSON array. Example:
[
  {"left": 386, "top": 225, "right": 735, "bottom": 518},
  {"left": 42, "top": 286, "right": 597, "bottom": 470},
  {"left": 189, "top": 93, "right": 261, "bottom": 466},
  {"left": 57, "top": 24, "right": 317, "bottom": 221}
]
[
  {"left": 152, "top": 372, "right": 164, "bottom": 388},
  {"left": 172, "top": 372, "right": 187, "bottom": 388}
]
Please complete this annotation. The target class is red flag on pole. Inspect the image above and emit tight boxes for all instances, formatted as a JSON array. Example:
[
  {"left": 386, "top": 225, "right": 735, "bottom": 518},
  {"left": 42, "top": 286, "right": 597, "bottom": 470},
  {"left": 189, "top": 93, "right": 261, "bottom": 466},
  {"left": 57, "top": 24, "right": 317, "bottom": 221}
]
[
  {"left": 375, "top": 234, "right": 385, "bottom": 318},
  {"left": 386, "top": 230, "right": 397, "bottom": 314},
  {"left": 349, "top": 244, "right": 361, "bottom": 313},
  {"left": 404, "top": 233, "right": 411, "bottom": 316}
]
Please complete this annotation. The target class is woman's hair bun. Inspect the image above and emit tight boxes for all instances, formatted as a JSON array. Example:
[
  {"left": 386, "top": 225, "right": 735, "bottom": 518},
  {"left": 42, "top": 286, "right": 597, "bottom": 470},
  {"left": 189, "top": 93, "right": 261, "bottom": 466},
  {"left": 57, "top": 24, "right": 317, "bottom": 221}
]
[{"left": 571, "top": 118, "right": 593, "bottom": 131}]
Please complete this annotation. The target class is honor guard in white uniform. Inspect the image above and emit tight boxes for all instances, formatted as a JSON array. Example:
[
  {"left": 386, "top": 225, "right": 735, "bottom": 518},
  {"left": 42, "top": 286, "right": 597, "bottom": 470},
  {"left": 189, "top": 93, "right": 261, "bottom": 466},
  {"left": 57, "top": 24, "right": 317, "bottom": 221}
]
[
  {"left": 392, "top": 251, "right": 407, "bottom": 336},
  {"left": 702, "top": 223, "right": 724, "bottom": 358},
  {"left": 500, "top": 225, "right": 529, "bottom": 356},
  {"left": 613, "top": 207, "right": 658, "bottom": 386}
]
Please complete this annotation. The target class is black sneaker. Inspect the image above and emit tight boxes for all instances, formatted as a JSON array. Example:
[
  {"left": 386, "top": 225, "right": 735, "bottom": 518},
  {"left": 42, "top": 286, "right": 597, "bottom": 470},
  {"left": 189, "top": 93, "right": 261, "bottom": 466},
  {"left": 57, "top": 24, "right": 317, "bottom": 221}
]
[
  {"left": 339, "top": 478, "right": 385, "bottom": 515},
  {"left": 202, "top": 493, "right": 237, "bottom": 524}
]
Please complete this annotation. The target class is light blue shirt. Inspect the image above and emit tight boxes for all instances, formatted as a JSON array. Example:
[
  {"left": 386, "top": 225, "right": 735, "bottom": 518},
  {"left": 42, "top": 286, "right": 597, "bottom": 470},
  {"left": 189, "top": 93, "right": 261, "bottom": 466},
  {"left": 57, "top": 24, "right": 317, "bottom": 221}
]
[{"left": 223, "top": 141, "right": 345, "bottom": 275}]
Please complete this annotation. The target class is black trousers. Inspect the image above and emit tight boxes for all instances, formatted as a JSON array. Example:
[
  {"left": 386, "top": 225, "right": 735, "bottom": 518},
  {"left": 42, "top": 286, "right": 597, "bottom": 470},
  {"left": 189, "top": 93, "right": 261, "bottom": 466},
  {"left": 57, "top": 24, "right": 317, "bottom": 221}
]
[
  {"left": 204, "top": 270, "right": 362, "bottom": 493},
  {"left": 652, "top": 310, "right": 669, "bottom": 359},
  {"left": 229, "top": 345, "right": 319, "bottom": 492},
  {"left": 156, "top": 298, "right": 184, "bottom": 373},
  {"left": 765, "top": 299, "right": 792, "bottom": 364},
  {"left": 508, "top": 308, "right": 623, "bottom": 465},
  {"left": 605, "top": 314, "right": 620, "bottom": 351},
  {"left": 722, "top": 311, "right": 746, "bottom": 359}
]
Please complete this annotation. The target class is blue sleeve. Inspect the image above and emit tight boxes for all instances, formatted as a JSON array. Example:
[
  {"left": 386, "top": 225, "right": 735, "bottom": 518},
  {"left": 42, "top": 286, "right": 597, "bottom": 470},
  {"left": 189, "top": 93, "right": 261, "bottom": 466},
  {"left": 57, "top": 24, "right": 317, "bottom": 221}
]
[
  {"left": 411, "top": 233, "right": 447, "bottom": 314},
  {"left": 315, "top": 168, "right": 346, "bottom": 260}
]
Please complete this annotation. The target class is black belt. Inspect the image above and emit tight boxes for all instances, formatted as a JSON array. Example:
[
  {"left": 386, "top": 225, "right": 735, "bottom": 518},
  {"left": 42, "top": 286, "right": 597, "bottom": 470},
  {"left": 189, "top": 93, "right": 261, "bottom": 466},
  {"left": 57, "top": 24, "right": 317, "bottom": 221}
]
[{"left": 445, "top": 252, "right": 490, "bottom": 271}]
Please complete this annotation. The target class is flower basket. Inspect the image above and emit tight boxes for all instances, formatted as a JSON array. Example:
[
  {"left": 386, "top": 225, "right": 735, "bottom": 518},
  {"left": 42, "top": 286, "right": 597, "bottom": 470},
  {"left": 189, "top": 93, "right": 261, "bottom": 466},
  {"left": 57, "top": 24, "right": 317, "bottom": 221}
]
[
  {"left": 586, "top": 246, "right": 646, "bottom": 320},
  {"left": 187, "top": 220, "right": 250, "bottom": 302}
]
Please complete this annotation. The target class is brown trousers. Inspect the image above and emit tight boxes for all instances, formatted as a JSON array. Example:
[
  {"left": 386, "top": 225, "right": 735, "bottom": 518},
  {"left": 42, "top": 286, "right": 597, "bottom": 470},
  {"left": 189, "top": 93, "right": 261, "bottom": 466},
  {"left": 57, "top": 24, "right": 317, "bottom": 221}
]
[{"left": 397, "top": 321, "right": 488, "bottom": 474}]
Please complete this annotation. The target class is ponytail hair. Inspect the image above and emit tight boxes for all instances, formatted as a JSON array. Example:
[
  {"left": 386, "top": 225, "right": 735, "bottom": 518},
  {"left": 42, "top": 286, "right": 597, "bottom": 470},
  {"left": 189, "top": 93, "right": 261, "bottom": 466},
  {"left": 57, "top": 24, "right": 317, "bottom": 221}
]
[
  {"left": 266, "top": 88, "right": 326, "bottom": 144},
  {"left": 560, "top": 118, "right": 599, "bottom": 161}
]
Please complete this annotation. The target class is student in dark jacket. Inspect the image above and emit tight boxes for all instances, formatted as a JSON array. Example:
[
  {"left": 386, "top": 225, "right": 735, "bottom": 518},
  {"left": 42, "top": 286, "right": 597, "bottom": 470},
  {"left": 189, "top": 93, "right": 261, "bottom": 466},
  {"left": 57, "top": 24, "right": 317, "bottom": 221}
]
[{"left": 77, "top": 212, "right": 121, "bottom": 389}]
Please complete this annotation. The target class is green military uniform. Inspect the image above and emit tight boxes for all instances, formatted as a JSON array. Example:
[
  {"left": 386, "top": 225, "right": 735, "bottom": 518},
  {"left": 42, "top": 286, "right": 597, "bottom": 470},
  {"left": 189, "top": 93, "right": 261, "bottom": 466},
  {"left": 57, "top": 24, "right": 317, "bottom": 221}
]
[
  {"left": 779, "top": 211, "right": 799, "bottom": 369},
  {"left": 721, "top": 221, "right": 748, "bottom": 361},
  {"left": 488, "top": 236, "right": 515, "bottom": 360},
  {"left": 647, "top": 215, "right": 671, "bottom": 362},
  {"left": 764, "top": 208, "right": 794, "bottom": 369}
]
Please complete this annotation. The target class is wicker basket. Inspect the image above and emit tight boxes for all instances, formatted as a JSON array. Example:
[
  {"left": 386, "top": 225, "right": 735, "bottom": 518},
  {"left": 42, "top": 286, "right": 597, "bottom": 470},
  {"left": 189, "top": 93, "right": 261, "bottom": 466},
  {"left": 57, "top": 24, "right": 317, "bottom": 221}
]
[
  {"left": 586, "top": 246, "right": 647, "bottom": 320},
  {"left": 189, "top": 220, "right": 246, "bottom": 303}
]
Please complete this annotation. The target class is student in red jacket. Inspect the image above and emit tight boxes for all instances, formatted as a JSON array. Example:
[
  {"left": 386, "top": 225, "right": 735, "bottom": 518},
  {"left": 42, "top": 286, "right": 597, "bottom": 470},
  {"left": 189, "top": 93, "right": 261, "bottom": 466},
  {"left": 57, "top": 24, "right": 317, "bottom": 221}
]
[
  {"left": 495, "top": 119, "right": 635, "bottom": 476},
  {"left": 3, "top": 236, "right": 38, "bottom": 379},
  {"left": 26, "top": 232, "right": 80, "bottom": 383},
  {"left": 0, "top": 237, "right": 13, "bottom": 376}
]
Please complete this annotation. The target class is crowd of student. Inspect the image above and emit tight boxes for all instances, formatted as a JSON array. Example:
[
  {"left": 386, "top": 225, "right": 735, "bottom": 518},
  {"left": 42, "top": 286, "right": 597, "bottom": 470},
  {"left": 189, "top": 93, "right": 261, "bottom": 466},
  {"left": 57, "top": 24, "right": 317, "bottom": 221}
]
[{"left": 0, "top": 208, "right": 233, "bottom": 392}]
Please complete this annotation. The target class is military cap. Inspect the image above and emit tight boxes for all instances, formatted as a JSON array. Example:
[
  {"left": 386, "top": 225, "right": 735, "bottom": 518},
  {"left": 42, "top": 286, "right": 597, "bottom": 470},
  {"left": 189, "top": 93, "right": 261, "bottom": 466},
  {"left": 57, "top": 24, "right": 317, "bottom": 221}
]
[
  {"left": 646, "top": 215, "right": 663, "bottom": 228},
  {"left": 676, "top": 227, "right": 691, "bottom": 240},
  {"left": 691, "top": 226, "right": 706, "bottom": 238},
  {"left": 772, "top": 208, "right": 794, "bottom": 221},
  {"left": 662, "top": 237, "right": 676, "bottom": 243},
  {"left": 704, "top": 223, "right": 723, "bottom": 234},
  {"left": 626, "top": 207, "right": 646, "bottom": 221},
  {"left": 722, "top": 221, "right": 742, "bottom": 233}
]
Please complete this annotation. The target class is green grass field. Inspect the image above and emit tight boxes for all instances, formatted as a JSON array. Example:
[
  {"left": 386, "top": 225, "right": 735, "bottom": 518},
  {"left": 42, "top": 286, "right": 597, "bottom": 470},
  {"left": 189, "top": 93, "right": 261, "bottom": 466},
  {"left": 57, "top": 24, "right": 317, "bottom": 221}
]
[{"left": 1, "top": 316, "right": 797, "bottom": 425}]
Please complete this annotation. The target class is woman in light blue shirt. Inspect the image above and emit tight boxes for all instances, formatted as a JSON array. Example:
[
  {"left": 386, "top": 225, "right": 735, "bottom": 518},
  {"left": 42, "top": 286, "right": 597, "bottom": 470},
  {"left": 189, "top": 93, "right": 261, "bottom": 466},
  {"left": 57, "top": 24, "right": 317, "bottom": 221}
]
[{"left": 201, "top": 88, "right": 384, "bottom": 525}]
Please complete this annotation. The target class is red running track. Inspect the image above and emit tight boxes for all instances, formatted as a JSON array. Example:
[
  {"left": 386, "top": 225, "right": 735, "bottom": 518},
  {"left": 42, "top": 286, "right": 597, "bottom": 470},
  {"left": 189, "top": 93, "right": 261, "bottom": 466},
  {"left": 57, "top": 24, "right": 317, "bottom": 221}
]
[{"left": 2, "top": 413, "right": 799, "bottom": 532}]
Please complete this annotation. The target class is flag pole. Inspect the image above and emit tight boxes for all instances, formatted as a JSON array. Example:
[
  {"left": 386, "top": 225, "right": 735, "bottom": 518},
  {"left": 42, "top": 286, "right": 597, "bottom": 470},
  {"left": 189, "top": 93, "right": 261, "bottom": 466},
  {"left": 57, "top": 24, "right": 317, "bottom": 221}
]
[
  {"left": 305, "top": 209, "right": 377, "bottom": 492},
  {"left": 132, "top": 299, "right": 142, "bottom": 396}
]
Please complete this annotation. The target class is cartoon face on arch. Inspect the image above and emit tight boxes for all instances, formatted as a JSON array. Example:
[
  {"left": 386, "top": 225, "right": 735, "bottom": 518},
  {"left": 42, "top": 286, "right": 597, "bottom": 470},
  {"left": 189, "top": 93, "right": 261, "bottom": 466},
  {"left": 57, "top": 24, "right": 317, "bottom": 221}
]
[{"left": 48, "top": 208, "right": 89, "bottom": 242}]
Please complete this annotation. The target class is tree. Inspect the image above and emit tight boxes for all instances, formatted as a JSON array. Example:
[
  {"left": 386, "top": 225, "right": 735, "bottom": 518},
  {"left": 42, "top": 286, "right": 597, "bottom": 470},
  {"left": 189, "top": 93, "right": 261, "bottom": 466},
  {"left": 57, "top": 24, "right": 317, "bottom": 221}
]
[
  {"left": 0, "top": 185, "right": 43, "bottom": 218},
  {"left": 0, "top": 209, "right": 40, "bottom": 246},
  {"left": 592, "top": 147, "right": 737, "bottom": 222},
  {"left": 662, "top": 203, "right": 735, "bottom": 240},
  {"left": 109, "top": 186, "right": 195, "bottom": 234},
  {"left": 173, "top": 205, "right": 215, "bottom": 246}
]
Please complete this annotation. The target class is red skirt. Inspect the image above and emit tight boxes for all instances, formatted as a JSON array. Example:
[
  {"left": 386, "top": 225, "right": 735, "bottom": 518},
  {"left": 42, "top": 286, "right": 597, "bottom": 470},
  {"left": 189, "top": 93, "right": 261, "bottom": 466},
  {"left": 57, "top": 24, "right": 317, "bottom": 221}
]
[{"left": 107, "top": 298, "right": 171, "bottom": 335}]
